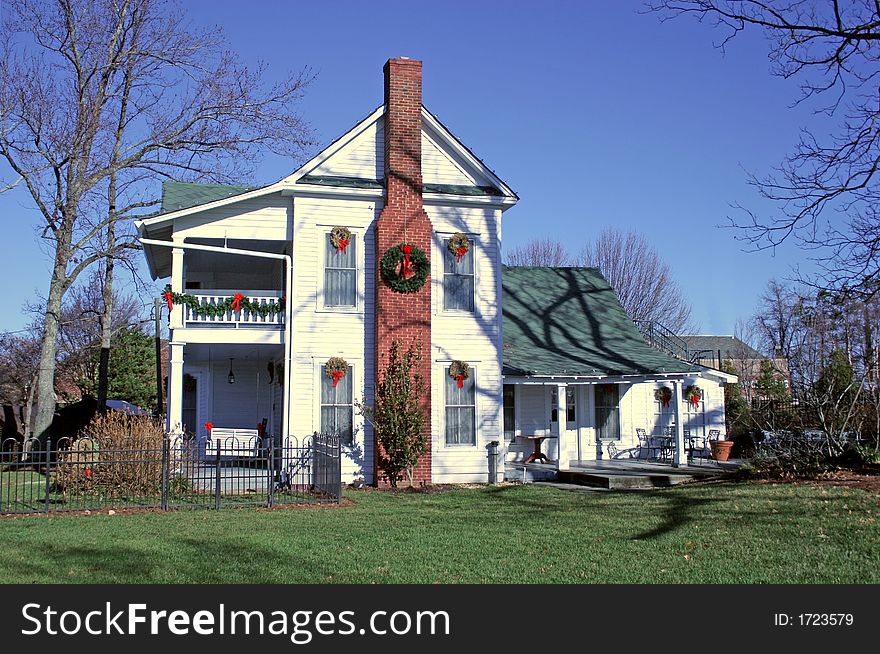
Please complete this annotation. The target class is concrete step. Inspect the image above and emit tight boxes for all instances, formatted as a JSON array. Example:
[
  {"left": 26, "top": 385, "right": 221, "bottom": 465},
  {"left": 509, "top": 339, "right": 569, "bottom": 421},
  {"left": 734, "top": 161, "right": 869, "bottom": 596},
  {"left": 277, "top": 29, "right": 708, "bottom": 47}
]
[{"left": 557, "top": 469, "right": 695, "bottom": 490}]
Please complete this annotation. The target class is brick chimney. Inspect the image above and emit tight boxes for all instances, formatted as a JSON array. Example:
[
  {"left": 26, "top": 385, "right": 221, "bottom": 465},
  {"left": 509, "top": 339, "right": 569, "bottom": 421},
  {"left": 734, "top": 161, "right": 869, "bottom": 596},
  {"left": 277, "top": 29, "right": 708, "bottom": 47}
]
[{"left": 375, "top": 58, "right": 433, "bottom": 486}]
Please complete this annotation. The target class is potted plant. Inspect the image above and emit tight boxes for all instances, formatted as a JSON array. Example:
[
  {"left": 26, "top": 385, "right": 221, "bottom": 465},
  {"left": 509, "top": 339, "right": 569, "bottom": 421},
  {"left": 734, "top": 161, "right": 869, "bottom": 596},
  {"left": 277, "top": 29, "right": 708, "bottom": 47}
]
[{"left": 710, "top": 437, "right": 734, "bottom": 462}]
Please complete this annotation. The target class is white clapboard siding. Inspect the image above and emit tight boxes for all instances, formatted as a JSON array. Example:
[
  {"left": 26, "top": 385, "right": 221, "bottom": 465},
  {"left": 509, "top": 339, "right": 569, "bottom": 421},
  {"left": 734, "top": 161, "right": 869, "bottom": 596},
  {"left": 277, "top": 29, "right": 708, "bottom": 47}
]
[
  {"left": 310, "top": 117, "right": 384, "bottom": 180},
  {"left": 422, "top": 129, "right": 478, "bottom": 186},
  {"left": 173, "top": 194, "right": 292, "bottom": 241},
  {"left": 428, "top": 204, "right": 504, "bottom": 483},
  {"left": 288, "top": 195, "right": 379, "bottom": 484}
]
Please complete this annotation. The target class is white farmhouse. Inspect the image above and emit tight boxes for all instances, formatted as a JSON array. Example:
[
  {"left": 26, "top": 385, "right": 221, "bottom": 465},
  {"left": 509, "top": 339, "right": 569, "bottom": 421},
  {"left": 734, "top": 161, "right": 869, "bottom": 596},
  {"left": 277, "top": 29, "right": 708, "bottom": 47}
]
[{"left": 137, "top": 58, "right": 735, "bottom": 486}]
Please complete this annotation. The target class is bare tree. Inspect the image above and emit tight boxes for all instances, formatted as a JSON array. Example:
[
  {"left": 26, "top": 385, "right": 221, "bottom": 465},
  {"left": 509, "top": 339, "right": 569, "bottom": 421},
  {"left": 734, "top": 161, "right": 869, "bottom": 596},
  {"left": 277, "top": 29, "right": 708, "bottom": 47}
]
[
  {"left": 505, "top": 237, "right": 572, "bottom": 266},
  {"left": 0, "top": 0, "right": 313, "bottom": 441},
  {"left": 646, "top": 1, "right": 880, "bottom": 298},
  {"left": 575, "top": 228, "right": 694, "bottom": 333}
]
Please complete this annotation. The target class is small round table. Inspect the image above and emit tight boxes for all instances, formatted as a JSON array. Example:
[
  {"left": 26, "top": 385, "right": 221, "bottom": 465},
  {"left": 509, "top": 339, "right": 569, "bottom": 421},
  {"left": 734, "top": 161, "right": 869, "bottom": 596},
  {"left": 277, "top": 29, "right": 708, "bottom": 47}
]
[{"left": 521, "top": 435, "right": 551, "bottom": 464}]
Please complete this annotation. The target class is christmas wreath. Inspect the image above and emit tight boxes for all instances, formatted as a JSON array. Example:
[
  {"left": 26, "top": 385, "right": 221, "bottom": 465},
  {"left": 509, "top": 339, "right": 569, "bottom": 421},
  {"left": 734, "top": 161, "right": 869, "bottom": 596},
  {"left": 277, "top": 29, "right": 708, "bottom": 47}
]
[
  {"left": 448, "top": 232, "right": 471, "bottom": 263},
  {"left": 161, "top": 285, "right": 285, "bottom": 318},
  {"left": 449, "top": 360, "right": 470, "bottom": 389},
  {"left": 325, "top": 357, "right": 349, "bottom": 388},
  {"left": 330, "top": 226, "right": 352, "bottom": 254},
  {"left": 379, "top": 244, "right": 429, "bottom": 293},
  {"left": 654, "top": 386, "right": 673, "bottom": 408},
  {"left": 684, "top": 385, "right": 703, "bottom": 408}
]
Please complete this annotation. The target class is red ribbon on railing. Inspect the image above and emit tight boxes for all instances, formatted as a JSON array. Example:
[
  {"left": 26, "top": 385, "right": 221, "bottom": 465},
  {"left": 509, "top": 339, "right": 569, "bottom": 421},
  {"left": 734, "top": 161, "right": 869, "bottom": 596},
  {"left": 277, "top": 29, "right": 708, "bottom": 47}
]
[
  {"left": 163, "top": 291, "right": 173, "bottom": 312},
  {"left": 455, "top": 374, "right": 465, "bottom": 389},
  {"left": 331, "top": 370, "right": 345, "bottom": 388},
  {"left": 336, "top": 238, "right": 349, "bottom": 254},
  {"left": 231, "top": 293, "right": 244, "bottom": 311},
  {"left": 401, "top": 245, "right": 413, "bottom": 278},
  {"left": 456, "top": 246, "right": 468, "bottom": 263},
  {"left": 205, "top": 422, "right": 214, "bottom": 433}
]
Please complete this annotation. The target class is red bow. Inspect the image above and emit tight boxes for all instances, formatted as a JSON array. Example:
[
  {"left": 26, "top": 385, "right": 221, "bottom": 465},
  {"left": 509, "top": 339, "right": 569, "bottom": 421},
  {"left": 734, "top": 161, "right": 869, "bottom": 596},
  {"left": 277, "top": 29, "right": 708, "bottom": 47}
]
[
  {"left": 336, "top": 238, "right": 349, "bottom": 254},
  {"left": 84, "top": 468, "right": 92, "bottom": 477},
  {"left": 163, "top": 291, "right": 173, "bottom": 311},
  {"left": 205, "top": 422, "right": 214, "bottom": 433},
  {"left": 401, "top": 245, "right": 413, "bottom": 278},
  {"left": 331, "top": 370, "right": 345, "bottom": 388},
  {"left": 455, "top": 374, "right": 465, "bottom": 389},
  {"left": 456, "top": 246, "right": 468, "bottom": 263},
  {"left": 689, "top": 394, "right": 700, "bottom": 408},
  {"left": 231, "top": 293, "right": 244, "bottom": 311}
]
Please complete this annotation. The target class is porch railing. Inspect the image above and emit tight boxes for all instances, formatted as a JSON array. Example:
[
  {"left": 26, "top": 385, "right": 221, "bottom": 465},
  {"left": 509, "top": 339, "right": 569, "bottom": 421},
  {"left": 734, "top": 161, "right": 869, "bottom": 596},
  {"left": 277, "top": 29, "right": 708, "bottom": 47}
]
[{"left": 183, "top": 291, "right": 283, "bottom": 327}]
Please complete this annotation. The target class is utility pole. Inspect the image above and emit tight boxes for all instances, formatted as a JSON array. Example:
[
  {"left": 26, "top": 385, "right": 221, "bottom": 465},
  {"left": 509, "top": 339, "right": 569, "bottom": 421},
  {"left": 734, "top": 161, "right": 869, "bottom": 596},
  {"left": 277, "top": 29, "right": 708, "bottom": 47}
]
[{"left": 154, "top": 298, "right": 164, "bottom": 417}]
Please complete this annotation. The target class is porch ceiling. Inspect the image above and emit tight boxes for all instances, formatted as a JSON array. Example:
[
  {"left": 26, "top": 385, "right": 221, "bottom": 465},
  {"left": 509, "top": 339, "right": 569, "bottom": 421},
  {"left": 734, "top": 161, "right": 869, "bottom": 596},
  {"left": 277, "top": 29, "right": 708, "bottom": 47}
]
[{"left": 184, "top": 342, "right": 283, "bottom": 362}]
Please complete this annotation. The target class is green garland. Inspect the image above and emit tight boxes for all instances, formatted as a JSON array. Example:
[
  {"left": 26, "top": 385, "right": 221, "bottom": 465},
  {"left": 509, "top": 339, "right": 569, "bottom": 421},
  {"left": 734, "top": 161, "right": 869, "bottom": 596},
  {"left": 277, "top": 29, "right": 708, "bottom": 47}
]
[
  {"left": 379, "top": 244, "right": 429, "bottom": 293},
  {"left": 162, "top": 285, "right": 285, "bottom": 318}
]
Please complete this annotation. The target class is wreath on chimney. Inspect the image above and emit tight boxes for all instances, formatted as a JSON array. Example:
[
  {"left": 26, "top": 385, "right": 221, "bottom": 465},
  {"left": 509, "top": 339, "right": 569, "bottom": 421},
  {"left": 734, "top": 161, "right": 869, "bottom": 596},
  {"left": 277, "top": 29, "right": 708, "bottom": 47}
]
[
  {"left": 654, "top": 386, "right": 673, "bottom": 408},
  {"left": 684, "top": 385, "right": 703, "bottom": 408},
  {"left": 448, "top": 232, "right": 471, "bottom": 263},
  {"left": 330, "top": 226, "right": 352, "bottom": 254},
  {"left": 380, "top": 243, "right": 429, "bottom": 293},
  {"left": 449, "top": 360, "right": 470, "bottom": 389},
  {"left": 325, "top": 357, "right": 349, "bottom": 388}
]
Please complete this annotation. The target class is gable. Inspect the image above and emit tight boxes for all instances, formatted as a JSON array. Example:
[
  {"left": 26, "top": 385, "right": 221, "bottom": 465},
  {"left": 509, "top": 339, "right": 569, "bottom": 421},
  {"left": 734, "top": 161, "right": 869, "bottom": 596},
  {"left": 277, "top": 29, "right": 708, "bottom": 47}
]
[{"left": 296, "top": 105, "right": 515, "bottom": 197}]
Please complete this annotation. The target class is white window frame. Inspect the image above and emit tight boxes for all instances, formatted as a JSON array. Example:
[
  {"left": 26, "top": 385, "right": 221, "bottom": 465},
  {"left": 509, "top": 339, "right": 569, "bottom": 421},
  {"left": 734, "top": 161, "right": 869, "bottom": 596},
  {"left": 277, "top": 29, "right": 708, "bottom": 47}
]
[
  {"left": 314, "top": 359, "right": 359, "bottom": 446},
  {"left": 443, "top": 364, "right": 478, "bottom": 447},
  {"left": 435, "top": 231, "right": 478, "bottom": 315},
  {"left": 317, "top": 227, "right": 363, "bottom": 313}
]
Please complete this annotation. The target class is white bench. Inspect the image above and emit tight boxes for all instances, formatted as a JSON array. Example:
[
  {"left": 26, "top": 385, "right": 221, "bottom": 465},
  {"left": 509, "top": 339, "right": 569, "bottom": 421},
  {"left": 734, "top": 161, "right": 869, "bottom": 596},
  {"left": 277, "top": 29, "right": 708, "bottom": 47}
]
[{"left": 207, "top": 428, "right": 261, "bottom": 457}]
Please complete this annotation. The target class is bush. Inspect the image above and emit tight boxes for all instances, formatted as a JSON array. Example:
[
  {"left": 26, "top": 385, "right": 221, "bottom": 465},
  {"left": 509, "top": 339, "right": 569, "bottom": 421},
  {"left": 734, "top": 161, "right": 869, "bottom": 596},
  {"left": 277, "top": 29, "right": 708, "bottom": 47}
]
[{"left": 53, "top": 411, "right": 165, "bottom": 497}]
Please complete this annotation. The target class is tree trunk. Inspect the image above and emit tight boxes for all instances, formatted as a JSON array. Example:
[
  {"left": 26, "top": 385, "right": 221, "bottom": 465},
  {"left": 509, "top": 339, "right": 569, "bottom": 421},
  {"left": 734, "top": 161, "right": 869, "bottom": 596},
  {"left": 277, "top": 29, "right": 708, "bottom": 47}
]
[
  {"left": 31, "top": 272, "right": 66, "bottom": 443},
  {"left": 96, "top": 223, "right": 116, "bottom": 410}
]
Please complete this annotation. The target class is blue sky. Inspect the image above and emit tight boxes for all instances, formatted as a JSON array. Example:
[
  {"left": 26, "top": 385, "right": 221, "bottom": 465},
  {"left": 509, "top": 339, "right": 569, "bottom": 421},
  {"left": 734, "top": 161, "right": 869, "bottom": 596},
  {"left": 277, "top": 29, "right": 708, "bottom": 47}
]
[{"left": 0, "top": 0, "right": 819, "bottom": 334}]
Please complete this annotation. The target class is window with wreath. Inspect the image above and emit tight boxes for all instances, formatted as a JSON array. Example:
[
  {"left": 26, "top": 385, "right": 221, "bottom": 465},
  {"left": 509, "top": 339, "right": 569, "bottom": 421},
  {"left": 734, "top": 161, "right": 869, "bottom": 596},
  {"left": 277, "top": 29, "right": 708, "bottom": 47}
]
[
  {"left": 443, "top": 237, "right": 474, "bottom": 312},
  {"left": 324, "top": 232, "right": 357, "bottom": 307},
  {"left": 320, "top": 365, "right": 353, "bottom": 444},
  {"left": 445, "top": 366, "right": 476, "bottom": 445}
]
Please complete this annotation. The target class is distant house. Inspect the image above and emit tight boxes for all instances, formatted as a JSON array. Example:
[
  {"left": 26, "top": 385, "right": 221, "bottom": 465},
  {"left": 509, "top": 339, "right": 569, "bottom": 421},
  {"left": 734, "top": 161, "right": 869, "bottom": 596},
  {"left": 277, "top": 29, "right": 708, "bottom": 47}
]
[{"left": 681, "top": 335, "right": 789, "bottom": 396}]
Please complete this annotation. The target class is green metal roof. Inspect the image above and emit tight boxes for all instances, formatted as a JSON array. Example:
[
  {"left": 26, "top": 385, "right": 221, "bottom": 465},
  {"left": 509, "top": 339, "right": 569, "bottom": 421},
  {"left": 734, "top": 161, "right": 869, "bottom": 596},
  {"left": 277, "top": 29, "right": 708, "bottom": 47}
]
[
  {"left": 501, "top": 266, "right": 700, "bottom": 377},
  {"left": 161, "top": 181, "right": 257, "bottom": 213}
]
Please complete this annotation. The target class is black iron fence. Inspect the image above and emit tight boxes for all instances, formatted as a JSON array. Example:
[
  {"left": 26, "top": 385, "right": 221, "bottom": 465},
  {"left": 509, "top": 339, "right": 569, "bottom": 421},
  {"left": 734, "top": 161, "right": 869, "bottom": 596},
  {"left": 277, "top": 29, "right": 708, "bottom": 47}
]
[{"left": 0, "top": 432, "right": 342, "bottom": 515}]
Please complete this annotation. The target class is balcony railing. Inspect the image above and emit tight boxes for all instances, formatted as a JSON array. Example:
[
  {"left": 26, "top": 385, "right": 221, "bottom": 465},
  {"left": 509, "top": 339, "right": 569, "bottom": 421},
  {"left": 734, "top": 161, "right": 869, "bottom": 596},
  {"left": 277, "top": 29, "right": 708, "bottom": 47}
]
[{"left": 183, "top": 290, "right": 284, "bottom": 327}]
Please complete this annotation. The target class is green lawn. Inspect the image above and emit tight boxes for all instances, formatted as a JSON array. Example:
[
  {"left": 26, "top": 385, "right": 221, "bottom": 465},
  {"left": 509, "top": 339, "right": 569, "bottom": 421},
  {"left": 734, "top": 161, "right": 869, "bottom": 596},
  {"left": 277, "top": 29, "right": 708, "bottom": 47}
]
[{"left": 0, "top": 482, "right": 877, "bottom": 583}]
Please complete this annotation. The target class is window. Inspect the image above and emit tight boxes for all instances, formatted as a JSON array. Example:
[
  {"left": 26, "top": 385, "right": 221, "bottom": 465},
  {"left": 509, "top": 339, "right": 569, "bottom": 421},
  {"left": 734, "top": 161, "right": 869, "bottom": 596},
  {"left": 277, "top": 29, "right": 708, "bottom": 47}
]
[
  {"left": 595, "top": 384, "right": 620, "bottom": 441},
  {"left": 445, "top": 366, "right": 476, "bottom": 445},
  {"left": 324, "top": 232, "right": 356, "bottom": 307},
  {"left": 503, "top": 384, "right": 516, "bottom": 442},
  {"left": 443, "top": 237, "right": 474, "bottom": 312},
  {"left": 320, "top": 365, "right": 353, "bottom": 445},
  {"left": 182, "top": 374, "right": 197, "bottom": 436},
  {"left": 550, "top": 387, "right": 576, "bottom": 423},
  {"left": 653, "top": 387, "right": 675, "bottom": 437}
]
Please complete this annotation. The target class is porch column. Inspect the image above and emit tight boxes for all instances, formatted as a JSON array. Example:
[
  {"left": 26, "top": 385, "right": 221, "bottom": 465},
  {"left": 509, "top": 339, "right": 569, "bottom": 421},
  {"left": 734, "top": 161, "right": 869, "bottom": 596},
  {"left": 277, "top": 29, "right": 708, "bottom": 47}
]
[
  {"left": 170, "top": 241, "right": 185, "bottom": 330},
  {"left": 167, "top": 341, "right": 185, "bottom": 432},
  {"left": 556, "top": 383, "right": 570, "bottom": 470},
  {"left": 672, "top": 379, "right": 686, "bottom": 467}
]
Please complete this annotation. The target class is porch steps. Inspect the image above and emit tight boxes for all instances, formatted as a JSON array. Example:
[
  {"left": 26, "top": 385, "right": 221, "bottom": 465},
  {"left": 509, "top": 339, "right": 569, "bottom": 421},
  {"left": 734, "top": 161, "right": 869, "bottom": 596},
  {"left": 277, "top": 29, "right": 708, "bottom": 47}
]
[{"left": 555, "top": 468, "right": 695, "bottom": 490}]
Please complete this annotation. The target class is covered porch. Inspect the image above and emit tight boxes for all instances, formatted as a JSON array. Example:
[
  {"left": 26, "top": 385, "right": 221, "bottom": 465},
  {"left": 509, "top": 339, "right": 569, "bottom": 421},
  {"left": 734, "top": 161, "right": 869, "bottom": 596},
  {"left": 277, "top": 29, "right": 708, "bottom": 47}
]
[{"left": 166, "top": 342, "right": 286, "bottom": 451}]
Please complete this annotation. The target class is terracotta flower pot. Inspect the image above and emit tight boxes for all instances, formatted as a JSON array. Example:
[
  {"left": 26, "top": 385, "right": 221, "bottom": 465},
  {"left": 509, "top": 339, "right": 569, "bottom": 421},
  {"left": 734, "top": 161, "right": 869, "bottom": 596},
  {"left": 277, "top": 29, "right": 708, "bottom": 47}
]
[{"left": 710, "top": 439, "right": 734, "bottom": 462}]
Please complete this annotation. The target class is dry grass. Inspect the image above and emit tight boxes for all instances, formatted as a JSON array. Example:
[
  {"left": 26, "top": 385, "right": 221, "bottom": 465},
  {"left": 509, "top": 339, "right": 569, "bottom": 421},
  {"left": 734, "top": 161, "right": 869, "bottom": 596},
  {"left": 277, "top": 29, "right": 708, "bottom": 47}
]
[{"left": 53, "top": 412, "right": 165, "bottom": 497}]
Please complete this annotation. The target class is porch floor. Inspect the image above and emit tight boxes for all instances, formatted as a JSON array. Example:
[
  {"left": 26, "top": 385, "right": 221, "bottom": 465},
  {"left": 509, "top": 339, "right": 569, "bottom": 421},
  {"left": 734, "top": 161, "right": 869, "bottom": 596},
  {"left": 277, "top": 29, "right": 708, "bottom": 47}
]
[{"left": 506, "top": 458, "right": 743, "bottom": 489}]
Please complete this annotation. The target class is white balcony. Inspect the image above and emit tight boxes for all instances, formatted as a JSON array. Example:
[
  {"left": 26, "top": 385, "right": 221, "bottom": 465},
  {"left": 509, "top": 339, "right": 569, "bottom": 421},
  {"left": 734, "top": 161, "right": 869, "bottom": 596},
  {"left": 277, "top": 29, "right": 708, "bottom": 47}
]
[{"left": 183, "top": 290, "right": 284, "bottom": 328}]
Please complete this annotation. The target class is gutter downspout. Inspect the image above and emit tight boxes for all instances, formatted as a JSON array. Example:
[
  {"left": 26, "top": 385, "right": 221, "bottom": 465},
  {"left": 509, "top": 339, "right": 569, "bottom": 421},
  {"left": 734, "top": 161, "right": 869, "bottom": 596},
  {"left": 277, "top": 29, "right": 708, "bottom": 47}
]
[{"left": 139, "top": 238, "right": 294, "bottom": 448}]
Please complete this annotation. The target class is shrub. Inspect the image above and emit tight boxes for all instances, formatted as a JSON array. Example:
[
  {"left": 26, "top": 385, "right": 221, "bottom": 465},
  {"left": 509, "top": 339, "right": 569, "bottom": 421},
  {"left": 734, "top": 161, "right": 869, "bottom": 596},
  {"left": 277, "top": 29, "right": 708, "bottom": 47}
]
[{"left": 53, "top": 411, "right": 165, "bottom": 497}]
